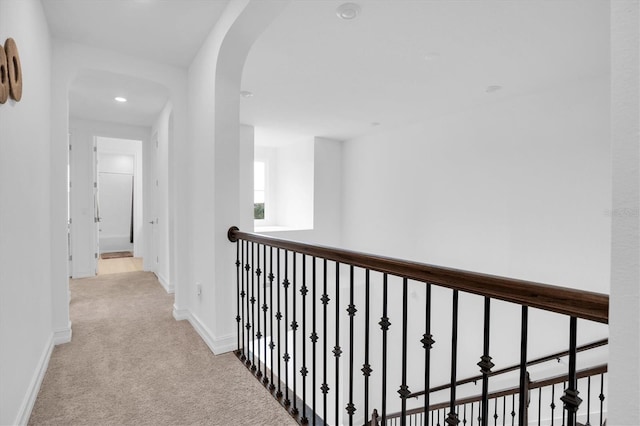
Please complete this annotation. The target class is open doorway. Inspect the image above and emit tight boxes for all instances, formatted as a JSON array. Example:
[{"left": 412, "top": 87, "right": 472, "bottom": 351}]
[{"left": 95, "top": 137, "right": 143, "bottom": 275}]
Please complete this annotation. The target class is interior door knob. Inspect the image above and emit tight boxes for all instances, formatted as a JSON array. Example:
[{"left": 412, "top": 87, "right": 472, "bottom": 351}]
[{"left": 149, "top": 220, "right": 155, "bottom": 225}]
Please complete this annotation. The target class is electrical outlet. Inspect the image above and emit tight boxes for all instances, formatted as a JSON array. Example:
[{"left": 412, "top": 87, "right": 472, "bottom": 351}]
[{"left": 196, "top": 283, "right": 202, "bottom": 296}]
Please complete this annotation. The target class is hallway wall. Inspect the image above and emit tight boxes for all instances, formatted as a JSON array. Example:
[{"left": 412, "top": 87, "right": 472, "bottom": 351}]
[
  {"left": 176, "top": 0, "right": 291, "bottom": 354},
  {"left": 0, "top": 0, "right": 55, "bottom": 424}
]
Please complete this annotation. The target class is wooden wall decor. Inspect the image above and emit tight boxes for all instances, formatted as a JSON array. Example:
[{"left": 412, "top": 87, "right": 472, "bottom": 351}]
[
  {"left": 0, "top": 43, "right": 8, "bottom": 104},
  {"left": 4, "top": 38, "right": 22, "bottom": 102}
]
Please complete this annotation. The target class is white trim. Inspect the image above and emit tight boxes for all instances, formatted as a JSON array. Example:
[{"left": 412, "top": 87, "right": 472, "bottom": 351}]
[
  {"left": 53, "top": 321, "right": 72, "bottom": 345},
  {"left": 14, "top": 334, "right": 54, "bottom": 426},
  {"left": 172, "top": 306, "right": 236, "bottom": 354},
  {"left": 157, "top": 272, "right": 174, "bottom": 294}
]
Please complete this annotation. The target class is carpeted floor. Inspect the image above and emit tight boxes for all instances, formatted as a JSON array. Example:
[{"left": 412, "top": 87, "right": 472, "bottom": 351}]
[{"left": 29, "top": 271, "right": 297, "bottom": 426}]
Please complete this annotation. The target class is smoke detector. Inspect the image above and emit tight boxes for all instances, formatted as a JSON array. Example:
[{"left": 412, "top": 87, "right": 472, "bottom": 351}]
[{"left": 336, "top": 3, "right": 361, "bottom": 20}]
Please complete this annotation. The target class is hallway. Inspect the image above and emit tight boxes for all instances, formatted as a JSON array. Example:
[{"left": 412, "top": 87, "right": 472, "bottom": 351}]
[{"left": 28, "top": 271, "right": 296, "bottom": 426}]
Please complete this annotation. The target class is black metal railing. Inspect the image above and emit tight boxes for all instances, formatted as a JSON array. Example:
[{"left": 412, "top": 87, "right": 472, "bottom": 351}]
[
  {"left": 227, "top": 227, "right": 609, "bottom": 426},
  {"left": 382, "top": 360, "right": 608, "bottom": 425}
]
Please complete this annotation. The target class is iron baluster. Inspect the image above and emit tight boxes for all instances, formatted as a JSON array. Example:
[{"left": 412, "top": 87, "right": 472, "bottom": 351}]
[
  {"left": 518, "top": 306, "right": 528, "bottom": 425},
  {"left": 312, "top": 256, "right": 317, "bottom": 426},
  {"left": 262, "top": 244, "right": 268, "bottom": 385},
  {"left": 599, "top": 373, "right": 604, "bottom": 426},
  {"left": 346, "top": 265, "right": 357, "bottom": 424},
  {"left": 363, "top": 269, "right": 371, "bottom": 425},
  {"left": 256, "top": 243, "right": 262, "bottom": 378},
  {"left": 423, "top": 283, "right": 434, "bottom": 426},
  {"left": 251, "top": 242, "right": 256, "bottom": 371},
  {"left": 551, "top": 384, "right": 556, "bottom": 426},
  {"left": 510, "top": 394, "right": 515, "bottom": 426},
  {"left": 236, "top": 240, "right": 241, "bottom": 354},
  {"left": 241, "top": 240, "right": 246, "bottom": 362},
  {"left": 586, "top": 376, "right": 591, "bottom": 426},
  {"left": 479, "top": 297, "right": 493, "bottom": 426},
  {"left": 334, "top": 262, "right": 341, "bottom": 426},
  {"left": 463, "top": 403, "right": 467, "bottom": 426},
  {"left": 245, "top": 241, "right": 251, "bottom": 367},
  {"left": 380, "top": 273, "right": 390, "bottom": 423},
  {"left": 400, "top": 277, "right": 409, "bottom": 426},
  {"left": 322, "top": 258, "right": 328, "bottom": 422},
  {"left": 292, "top": 253, "right": 298, "bottom": 416},
  {"left": 276, "top": 248, "right": 282, "bottom": 399},
  {"left": 269, "top": 246, "right": 275, "bottom": 392},
  {"left": 446, "top": 290, "right": 459, "bottom": 426},
  {"left": 561, "top": 317, "right": 581, "bottom": 426},
  {"left": 538, "top": 387, "right": 542, "bottom": 426},
  {"left": 301, "top": 254, "right": 308, "bottom": 423},
  {"left": 284, "top": 250, "right": 290, "bottom": 407}
]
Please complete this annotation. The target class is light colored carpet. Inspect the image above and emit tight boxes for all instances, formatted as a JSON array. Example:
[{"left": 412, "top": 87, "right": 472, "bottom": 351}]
[{"left": 29, "top": 271, "right": 297, "bottom": 426}]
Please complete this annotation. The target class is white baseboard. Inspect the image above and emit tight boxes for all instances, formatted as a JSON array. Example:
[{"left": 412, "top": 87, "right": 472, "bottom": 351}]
[
  {"left": 71, "top": 269, "right": 94, "bottom": 279},
  {"left": 172, "top": 306, "right": 236, "bottom": 355},
  {"left": 157, "top": 272, "right": 174, "bottom": 294},
  {"left": 14, "top": 334, "right": 54, "bottom": 426},
  {"left": 53, "top": 321, "right": 72, "bottom": 345}
]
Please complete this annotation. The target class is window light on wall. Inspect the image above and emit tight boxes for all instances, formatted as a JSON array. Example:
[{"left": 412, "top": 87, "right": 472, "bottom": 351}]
[{"left": 254, "top": 161, "right": 266, "bottom": 220}]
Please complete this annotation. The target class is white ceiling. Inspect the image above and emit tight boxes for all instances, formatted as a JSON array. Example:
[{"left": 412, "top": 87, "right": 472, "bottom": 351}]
[
  {"left": 41, "top": 0, "right": 609, "bottom": 136},
  {"left": 42, "top": 0, "right": 229, "bottom": 127},
  {"left": 41, "top": 0, "right": 229, "bottom": 67},
  {"left": 69, "top": 70, "right": 170, "bottom": 126},
  {"left": 241, "top": 0, "right": 609, "bottom": 142}
]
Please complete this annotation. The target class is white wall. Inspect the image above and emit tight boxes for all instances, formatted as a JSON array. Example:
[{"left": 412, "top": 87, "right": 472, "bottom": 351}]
[
  {"left": 69, "top": 119, "right": 148, "bottom": 278},
  {"left": 342, "top": 76, "right": 611, "bottom": 293},
  {"left": 0, "top": 1, "right": 55, "bottom": 424},
  {"left": 259, "top": 137, "right": 343, "bottom": 247},
  {"left": 254, "top": 137, "right": 315, "bottom": 231},
  {"left": 608, "top": 1, "right": 640, "bottom": 423},
  {"left": 275, "top": 140, "right": 314, "bottom": 230},
  {"left": 177, "top": 0, "right": 290, "bottom": 355},
  {"left": 239, "top": 124, "right": 256, "bottom": 232}
]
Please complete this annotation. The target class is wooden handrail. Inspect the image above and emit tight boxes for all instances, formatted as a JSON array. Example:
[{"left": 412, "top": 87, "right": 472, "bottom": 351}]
[
  {"left": 529, "top": 363, "right": 608, "bottom": 390},
  {"left": 385, "top": 364, "right": 607, "bottom": 420},
  {"left": 407, "top": 338, "right": 608, "bottom": 398},
  {"left": 228, "top": 227, "right": 609, "bottom": 323}
]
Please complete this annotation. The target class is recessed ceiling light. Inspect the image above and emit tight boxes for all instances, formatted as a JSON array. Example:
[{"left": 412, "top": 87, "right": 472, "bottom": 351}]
[
  {"left": 336, "top": 3, "right": 361, "bottom": 20},
  {"left": 485, "top": 85, "right": 502, "bottom": 93},
  {"left": 240, "top": 90, "right": 254, "bottom": 98},
  {"left": 114, "top": 96, "right": 127, "bottom": 103}
]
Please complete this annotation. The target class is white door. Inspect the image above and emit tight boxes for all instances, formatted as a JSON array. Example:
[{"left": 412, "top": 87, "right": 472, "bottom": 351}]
[
  {"left": 93, "top": 139, "right": 100, "bottom": 274},
  {"left": 150, "top": 133, "right": 159, "bottom": 271}
]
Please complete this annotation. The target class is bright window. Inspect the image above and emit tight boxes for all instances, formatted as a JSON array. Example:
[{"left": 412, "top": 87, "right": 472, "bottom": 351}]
[{"left": 254, "top": 161, "right": 265, "bottom": 220}]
